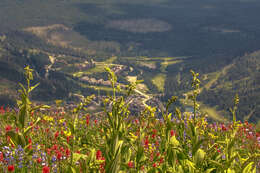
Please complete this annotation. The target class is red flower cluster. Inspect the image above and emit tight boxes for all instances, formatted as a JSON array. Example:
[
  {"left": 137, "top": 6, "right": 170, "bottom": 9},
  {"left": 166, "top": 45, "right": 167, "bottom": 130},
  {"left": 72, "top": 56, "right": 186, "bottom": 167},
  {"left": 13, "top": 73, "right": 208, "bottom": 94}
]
[
  {"left": 37, "top": 158, "right": 42, "bottom": 163},
  {"left": 96, "top": 150, "right": 105, "bottom": 172},
  {"left": 128, "top": 161, "right": 134, "bottom": 168},
  {"left": 7, "top": 165, "right": 14, "bottom": 172},
  {"left": 0, "top": 152, "right": 3, "bottom": 162},
  {"left": 86, "top": 114, "right": 90, "bottom": 126},
  {"left": 221, "top": 124, "right": 227, "bottom": 131},
  {"left": 152, "top": 129, "right": 157, "bottom": 139},
  {"left": 46, "top": 144, "right": 70, "bottom": 160},
  {"left": 170, "top": 130, "right": 175, "bottom": 137},
  {"left": 54, "top": 131, "right": 59, "bottom": 139},
  {"left": 5, "top": 125, "right": 12, "bottom": 132},
  {"left": 0, "top": 106, "right": 5, "bottom": 114},
  {"left": 96, "top": 150, "right": 103, "bottom": 160},
  {"left": 42, "top": 166, "right": 50, "bottom": 173},
  {"left": 144, "top": 136, "right": 149, "bottom": 148}
]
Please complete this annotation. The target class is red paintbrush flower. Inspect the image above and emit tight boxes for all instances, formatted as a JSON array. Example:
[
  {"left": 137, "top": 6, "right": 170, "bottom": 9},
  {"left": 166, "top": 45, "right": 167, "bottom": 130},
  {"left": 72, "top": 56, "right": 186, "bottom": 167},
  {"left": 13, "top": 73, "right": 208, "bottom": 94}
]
[
  {"left": 152, "top": 129, "right": 157, "bottom": 139},
  {"left": 170, "top": 130, "right": 175, "bottom": 137},
  {"left": 0, "top": 152, "right": 4, "bottom": 162},
  {"left": 221, "top": 124, "right": 227, "bottom": 131},
  {"left": 57, "top": 152, "right": 62, "bottom": 160},
  {"left": 159, "top": 157, "right": 164, "bottom": 164},
  {"left": 0, "top": 106, "right": 5, "bottom": 114},
  {"left": 152, "top": 163, "right": 157, "bottom": 168},
  {"left": 54, "top": 131, "right": 59, "bottom": 139},
  {"left": 144, "top": 137, "right": 149, "bottom": 148},
  {"left": 7, "top": 165, "right": 14, "bottom": 172},
  {"left": 37, "top": 158, "right": 42, "bottom": 163},
  {"left": 86, "top": 115, "right": 90, "bottom": 126},
  {"left": 66, "top": 148, "right": 70, "bottom": 157},
  {"left": 42, "top": 166, "right": 50, "bottom": 173},
  {"left": 96, "top": 150, "right": 102, "bottom": 160},
  {"left": 150, "top": 152, "right": 154, "bottom": 161},
  {"left": 256, "top": 132, "right": 260, "bottom": 137},
  {"left": 128, "top": 161, "right": 134, "bottom": 168},
  {"left": 47, "top": 148, "right": 51, "bottom": 155},
  {"left": 52, "top": 144, "right": 58, "bottom": 151},
  {"left": 5, "top": 125, "right": 12, "bottom": 132}
]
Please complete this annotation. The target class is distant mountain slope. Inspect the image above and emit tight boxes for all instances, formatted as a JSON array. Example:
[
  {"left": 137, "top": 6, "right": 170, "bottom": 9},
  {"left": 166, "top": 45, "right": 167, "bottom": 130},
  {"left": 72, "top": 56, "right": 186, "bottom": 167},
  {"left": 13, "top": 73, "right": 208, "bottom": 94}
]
[
  {"left": 1, "top": 0, "right": 260, "bottom": 123},
  {"left": 0, "top": 31, "right": 98, "bottom": 105},
  {"left": 199, "top": 51, "right": 260, "bottom": 122},
  {"left": 1, "top": 30, "right": 260, "bottom": 123}
]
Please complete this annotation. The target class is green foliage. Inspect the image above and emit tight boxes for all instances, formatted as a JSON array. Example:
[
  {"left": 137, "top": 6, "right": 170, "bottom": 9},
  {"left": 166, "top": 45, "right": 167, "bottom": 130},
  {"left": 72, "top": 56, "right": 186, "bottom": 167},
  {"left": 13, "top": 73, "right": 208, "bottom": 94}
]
[{"left": 0, "top": 67, "right": 259, "bottom": 173}]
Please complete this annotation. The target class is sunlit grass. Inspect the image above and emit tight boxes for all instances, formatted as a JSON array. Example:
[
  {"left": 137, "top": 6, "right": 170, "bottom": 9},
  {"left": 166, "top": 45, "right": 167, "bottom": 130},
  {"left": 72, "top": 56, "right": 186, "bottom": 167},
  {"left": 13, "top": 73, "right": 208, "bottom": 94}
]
[
  {"left": 73, "top": 56, "right": 118, "bottom": 77},
  {"left": 160, "top": 60, "right": 183, "bottom": 72},
  {"left": 151, "top": 73, "right": 166, "bottom": 92},
  {"left": 200, "top": 105, "right": 227, "bottom": 122}
]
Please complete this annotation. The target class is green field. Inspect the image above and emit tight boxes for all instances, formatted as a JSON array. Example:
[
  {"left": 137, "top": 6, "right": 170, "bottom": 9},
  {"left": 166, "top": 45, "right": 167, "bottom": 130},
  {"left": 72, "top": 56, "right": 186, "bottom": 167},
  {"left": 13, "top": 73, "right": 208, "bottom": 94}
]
[{"left": 151, "top": 73, "right": 166, "bottom": 92}]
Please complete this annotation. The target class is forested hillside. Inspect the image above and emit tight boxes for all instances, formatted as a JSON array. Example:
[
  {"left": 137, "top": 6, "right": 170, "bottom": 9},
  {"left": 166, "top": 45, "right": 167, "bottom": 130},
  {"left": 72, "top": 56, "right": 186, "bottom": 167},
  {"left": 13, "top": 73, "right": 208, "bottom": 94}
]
[
  {"left": 0, "top": 0, "right": 260, "bottom": 123},
  {"left": 199, "top": 51, "right": 260, "bottom": 122}
]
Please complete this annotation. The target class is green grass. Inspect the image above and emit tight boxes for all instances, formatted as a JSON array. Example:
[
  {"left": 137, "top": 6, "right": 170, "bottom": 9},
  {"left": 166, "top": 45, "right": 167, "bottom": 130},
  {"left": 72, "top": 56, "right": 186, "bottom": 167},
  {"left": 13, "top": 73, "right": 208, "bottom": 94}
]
[
  {"left": 151, "top": 73, "right": 166, "bottom": 92},
  {"left": 203, "top": 63, "right": 234, "bottom": 90},
  {"left": 200, "top": 105, "right": 227, "bottom": 122},
  {"left": 180, "top": 95, "right": 227, "bottom": 122},
  {"left": 160, "top": 60, "right": 183, "bottom": 72},
  {"left": 84, "top": 85, "right": 114, "bottom": 92},
  {"left": 73, "top": 56, "right": 118, "bottom": 77}
]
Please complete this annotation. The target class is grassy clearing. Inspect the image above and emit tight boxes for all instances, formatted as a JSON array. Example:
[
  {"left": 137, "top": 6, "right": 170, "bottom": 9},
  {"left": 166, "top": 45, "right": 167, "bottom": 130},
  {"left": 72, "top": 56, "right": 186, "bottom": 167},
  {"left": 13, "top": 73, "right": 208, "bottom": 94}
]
[
  {"left": 181, "top": 97, "right": 227, "bottom": 122},
  {"left": 72, "top": 66, "right": 107, "bottom": 77},
  {"left": 151, "top": 56, "right": 188, "bottom": 61},
  {"left": 203, "top": 63, "right": 234, "bottom": 90},
  {"left": 160, "top": 60, "right": 183, "bottom": 72},
  {"left": 72, "top": 56, "right": 118, "bottom": 77},
  {"left": 126, "top": 76, "right": 149, "bottom": 92},
  {"left": 126, "top": 76, "right": 137, "bottom": 83},
  {"left": 123, "top": 56, "right": 186, "bottom": 61},
  {"left": 200, "top": 105, "right": 227, "bottom": 122},
  {"left": 123, "top": 56, "right": 187, "bottom": 71},
  {"left": 136, "top": 61, "right": 157, "bottom": 69},
  {"left": 86, "top": 85, "right": 114, "bottom": 92},
  {"left": 151, "top": 73, "right": 166, "bottom": 92},
  {"left": 79, "top": 83, "right": 114, "bottom": 92}
]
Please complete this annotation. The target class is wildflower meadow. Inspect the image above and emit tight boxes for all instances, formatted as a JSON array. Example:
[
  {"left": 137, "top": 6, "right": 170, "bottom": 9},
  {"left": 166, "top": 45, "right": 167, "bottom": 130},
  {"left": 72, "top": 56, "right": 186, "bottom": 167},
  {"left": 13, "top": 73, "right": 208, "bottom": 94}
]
[{"left": 0, "top": 66, "right": 259, "bottom": 173}]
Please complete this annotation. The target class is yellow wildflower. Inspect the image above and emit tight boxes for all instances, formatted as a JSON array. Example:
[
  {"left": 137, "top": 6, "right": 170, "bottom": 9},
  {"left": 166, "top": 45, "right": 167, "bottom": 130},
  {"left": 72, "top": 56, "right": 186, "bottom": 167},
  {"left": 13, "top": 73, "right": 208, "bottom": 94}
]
[
  {"left": 64, "top": 130, "right": 71, "bottom": 137},
  {"left": 59, "top": 119, "right": 65, "bottom": 124},
  {"left": 43, "top": 115, "right": 54, "bottom": 122}
]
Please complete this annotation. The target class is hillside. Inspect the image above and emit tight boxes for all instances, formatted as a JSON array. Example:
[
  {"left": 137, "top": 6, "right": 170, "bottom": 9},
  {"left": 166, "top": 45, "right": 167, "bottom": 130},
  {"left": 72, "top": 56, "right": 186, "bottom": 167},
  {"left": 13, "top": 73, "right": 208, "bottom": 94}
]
[
  {"left": 199, "top": 51, "right": 260, "bottom": 122},
  {"left": 0, "top": 0, "right": 260, "bottom": 123}
]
